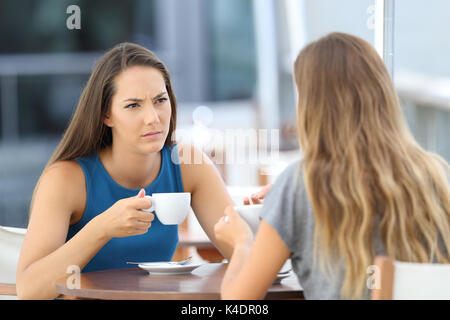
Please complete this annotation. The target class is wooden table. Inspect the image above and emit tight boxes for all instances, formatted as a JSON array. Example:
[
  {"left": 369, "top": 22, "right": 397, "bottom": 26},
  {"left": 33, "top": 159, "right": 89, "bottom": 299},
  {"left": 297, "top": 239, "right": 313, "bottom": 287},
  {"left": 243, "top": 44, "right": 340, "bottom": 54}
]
[
  {"left": 177, "top": 226, "right": 225, "bottom": 262},
  {"left": 56, "top": 263, "right": 303, "bottom": 300}
]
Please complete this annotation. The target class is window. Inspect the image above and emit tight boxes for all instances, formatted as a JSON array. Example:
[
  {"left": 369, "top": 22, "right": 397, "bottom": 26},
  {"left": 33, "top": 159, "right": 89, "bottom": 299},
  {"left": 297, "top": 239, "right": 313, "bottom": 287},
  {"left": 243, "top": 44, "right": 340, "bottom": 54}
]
[
  {"left": 271, "top": 0, "right": 377, "bottom": 149},
  {"left": 302, "top": 0, "right": 375, "bottom": 44},
  {"left": 0, "top": 0, "right": 157, "bottom": 53},
  {"left": 0, "top": 0, "right": 158, "bottom": 226},
  {"left": 208, "top": 0, "right": 257, "bottom": 101},
  {"left": 0, "top": 0, "right": 157, "bottom": 139},
  {"left": 393, "top": 0, "right": 450, "bottom": 162}
]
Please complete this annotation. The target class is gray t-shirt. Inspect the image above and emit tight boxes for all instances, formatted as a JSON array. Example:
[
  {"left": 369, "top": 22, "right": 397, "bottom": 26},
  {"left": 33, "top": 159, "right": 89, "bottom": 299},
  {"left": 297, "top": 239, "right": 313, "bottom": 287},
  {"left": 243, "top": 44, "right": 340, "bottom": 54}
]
[
  {"left": 260, "top": 160, "right": 450, "bottom": 299},
  {"left": 260, "top": 161, "right": 387, "bottom": 300}
]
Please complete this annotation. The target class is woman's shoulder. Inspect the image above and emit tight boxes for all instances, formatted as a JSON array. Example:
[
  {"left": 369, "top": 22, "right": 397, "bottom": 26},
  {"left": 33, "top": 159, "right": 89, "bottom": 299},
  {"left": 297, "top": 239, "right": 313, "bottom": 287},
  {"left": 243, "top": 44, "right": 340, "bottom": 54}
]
[
  {"left": 175, "top": 143, "right": 210, "bottom": 164},
  {"left": 262, "top": 159, "right": 308, "bottom": 214},
  {"left": 272, "top": 160, "right": 304, "bottom": 190},
  {"left": 176, "top": 143, "right": 217, "bottom": 192},
  {"left": 39, "top": 160, "right": 86, "bottom": 222},
  {"left": 44, "top": 160, "right": 85, "bottom": 183}
]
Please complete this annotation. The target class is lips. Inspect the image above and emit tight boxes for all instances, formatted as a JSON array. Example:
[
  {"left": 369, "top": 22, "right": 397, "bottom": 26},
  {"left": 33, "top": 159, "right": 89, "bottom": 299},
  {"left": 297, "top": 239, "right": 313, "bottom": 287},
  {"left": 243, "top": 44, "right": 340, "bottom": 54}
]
[{"left": 142, "top": 131, "right": 162, "bottom": 138}]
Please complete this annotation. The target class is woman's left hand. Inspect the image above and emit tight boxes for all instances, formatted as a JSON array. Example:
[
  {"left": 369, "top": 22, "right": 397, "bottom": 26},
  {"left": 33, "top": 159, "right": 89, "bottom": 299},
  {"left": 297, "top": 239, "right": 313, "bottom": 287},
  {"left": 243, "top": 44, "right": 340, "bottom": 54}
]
[{"left": 214, "top": 206, "right": 254, "bottom": 249}]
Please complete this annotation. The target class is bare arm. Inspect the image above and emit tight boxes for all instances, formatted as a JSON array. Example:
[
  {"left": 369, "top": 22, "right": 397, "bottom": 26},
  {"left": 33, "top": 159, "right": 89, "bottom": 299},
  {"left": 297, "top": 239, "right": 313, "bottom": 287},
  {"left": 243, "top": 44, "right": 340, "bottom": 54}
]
[
  {"left": 179, "top": 144, "right": 235, "bottom": 260},
  {"left": 16, "top": 162, "right": 153, "bottom": 299},
  {"left": 214, "top": 206, "right": 291, "bottom": 299},
  {"left": 16, "top": 161, "right": 106, "bottom": 299}
]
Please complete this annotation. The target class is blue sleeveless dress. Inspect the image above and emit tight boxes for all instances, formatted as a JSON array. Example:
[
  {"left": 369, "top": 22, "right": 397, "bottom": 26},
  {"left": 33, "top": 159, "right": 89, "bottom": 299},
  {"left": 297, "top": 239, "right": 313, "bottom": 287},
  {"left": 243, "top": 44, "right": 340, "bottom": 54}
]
[{"left": 66, "top": 144, "right": 183, "bottom": 272}]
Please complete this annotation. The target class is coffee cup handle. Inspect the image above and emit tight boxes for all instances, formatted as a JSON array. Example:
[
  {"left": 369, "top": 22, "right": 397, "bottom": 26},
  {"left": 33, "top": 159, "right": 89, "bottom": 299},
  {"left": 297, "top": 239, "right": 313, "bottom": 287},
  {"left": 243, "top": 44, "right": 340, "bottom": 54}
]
[{"left": 143, "top": 195, "right": 155, "bottom": 212}]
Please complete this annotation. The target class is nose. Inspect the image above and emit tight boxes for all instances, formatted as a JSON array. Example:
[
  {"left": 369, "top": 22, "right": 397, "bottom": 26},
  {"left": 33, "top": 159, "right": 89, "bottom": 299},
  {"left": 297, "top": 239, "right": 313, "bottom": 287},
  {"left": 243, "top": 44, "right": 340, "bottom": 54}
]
[{"left": 143, "top": 103, "right": 160, "bottom": 125}]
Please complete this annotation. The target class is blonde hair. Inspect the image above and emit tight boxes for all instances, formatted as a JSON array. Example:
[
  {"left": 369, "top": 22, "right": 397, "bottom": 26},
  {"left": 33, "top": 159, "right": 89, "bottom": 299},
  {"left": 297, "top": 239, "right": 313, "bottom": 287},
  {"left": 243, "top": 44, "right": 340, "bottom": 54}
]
[{"left": 294, "top": 33, "right": 450, "bottom": 299}]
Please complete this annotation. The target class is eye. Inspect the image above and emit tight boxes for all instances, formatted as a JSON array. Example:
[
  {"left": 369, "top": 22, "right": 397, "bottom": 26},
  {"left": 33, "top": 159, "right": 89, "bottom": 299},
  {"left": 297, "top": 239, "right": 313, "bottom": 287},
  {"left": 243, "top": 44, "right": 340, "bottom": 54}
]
[
  {"left": 125, "top": 103, "right": 139, "bottom": 109},
  {"left": 155, "top": 97, "right": 168, "bottom": 104}
]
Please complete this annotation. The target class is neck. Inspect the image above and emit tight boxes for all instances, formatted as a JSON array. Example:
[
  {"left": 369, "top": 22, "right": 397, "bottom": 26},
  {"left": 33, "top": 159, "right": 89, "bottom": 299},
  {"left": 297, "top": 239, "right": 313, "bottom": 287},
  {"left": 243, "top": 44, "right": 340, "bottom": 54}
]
[{"left": 99, "top": 144, "right": 162, "bottom": 190}]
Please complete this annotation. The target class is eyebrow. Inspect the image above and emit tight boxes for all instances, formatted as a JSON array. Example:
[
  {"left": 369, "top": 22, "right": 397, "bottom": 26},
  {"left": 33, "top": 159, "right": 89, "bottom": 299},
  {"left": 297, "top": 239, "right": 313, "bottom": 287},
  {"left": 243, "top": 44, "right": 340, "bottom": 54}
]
[{"left": 123, "top": 92, "right": 168, "bottom": 103}]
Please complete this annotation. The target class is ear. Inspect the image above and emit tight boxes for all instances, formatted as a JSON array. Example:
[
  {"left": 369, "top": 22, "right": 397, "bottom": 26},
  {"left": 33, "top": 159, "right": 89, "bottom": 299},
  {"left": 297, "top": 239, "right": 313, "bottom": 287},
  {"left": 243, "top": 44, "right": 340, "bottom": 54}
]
[{"left": 103, "top": 113, "right": 113, "bottom": 127}]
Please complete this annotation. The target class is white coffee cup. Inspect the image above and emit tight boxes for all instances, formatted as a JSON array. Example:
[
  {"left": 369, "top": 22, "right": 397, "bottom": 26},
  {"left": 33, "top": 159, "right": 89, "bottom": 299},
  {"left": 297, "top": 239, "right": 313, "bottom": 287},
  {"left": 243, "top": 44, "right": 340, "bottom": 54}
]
[
  {"left": 142, "top": 192, "right": 191, "bottom": 225},
  {"left": 233, "top": 204, "right": 263, "bottom": 234}
]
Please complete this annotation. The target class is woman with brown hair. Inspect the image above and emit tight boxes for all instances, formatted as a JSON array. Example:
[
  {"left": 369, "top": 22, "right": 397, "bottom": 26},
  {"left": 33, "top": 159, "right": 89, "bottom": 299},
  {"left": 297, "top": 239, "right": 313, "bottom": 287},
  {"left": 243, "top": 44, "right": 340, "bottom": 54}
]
[
  {"left": 215, "top": 32, "right": 450, "bottom": 299},
  {"left": 16, "top": 43, "right": 234, "bottom": 299}
]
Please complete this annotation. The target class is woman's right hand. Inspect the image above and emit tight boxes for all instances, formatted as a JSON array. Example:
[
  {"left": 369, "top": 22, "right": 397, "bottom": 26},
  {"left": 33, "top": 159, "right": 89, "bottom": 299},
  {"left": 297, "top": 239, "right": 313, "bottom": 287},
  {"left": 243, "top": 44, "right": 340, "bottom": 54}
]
[
  {"left": 243, "top": 184, "right": 273, "bottom": 205},
  {"left": 214, "top": 205, "right": 254, "bottom": 249},
  {"left": 96, "top": 189, "right": 155, "bottom": 239}
]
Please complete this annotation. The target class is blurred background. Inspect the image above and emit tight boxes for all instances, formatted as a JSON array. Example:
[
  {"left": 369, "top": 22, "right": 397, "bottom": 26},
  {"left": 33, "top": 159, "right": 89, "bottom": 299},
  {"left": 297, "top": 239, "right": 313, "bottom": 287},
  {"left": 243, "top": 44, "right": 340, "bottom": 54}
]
[{"left": 0, "top": 0, "right": 449, "bottom": 228}]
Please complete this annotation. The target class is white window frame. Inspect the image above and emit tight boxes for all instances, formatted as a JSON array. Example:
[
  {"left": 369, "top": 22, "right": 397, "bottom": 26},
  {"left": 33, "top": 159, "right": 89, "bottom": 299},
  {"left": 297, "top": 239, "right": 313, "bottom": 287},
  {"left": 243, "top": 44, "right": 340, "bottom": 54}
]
[{"left": 374, "top": 0, "right": 395, "bottom": 77}]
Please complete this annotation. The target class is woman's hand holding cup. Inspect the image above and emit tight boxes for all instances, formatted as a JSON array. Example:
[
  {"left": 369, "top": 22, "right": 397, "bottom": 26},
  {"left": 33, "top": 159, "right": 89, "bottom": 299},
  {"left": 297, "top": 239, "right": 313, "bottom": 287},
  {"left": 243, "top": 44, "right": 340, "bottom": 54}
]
[
  {"left": 96, "top": 188, "right": 155, "bottom": 239},
  {"left": 141, "top": 192, "right": 191, "bottom": 225},
  {"left": 214, "top": 206, "right": 254, "bottom": 249}
]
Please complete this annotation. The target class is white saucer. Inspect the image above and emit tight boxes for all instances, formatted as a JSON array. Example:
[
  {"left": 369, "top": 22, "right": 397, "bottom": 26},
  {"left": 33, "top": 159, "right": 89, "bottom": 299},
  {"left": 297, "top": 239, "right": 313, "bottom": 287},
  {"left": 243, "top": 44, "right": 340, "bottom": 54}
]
[
  {"left": 138, "top": 262, "right": 203, "bottom": 275},
  {"left": 273, "top": 260, "right": 294, "bottom": 284},
  {"left": 273, "top": 272, "right": 292, "bottom": 284}
]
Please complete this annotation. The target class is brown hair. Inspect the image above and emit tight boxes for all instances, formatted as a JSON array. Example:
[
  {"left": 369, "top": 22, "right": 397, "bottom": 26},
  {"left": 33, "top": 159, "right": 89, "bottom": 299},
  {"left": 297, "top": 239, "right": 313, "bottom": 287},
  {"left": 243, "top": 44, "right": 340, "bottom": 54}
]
[
  {"left": 30, "top": 42, "right": 177, "bottom": 211},
  {"left": 294, "top": 32, "right": 450, "bottom": 299}
]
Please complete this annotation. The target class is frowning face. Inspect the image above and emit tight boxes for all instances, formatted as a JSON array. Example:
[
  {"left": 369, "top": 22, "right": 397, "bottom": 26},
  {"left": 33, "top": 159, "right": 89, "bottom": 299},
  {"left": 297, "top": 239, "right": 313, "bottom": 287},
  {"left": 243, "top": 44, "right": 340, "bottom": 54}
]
[{"left": 104, "top": 66, "right": 172, "bottom": 154}]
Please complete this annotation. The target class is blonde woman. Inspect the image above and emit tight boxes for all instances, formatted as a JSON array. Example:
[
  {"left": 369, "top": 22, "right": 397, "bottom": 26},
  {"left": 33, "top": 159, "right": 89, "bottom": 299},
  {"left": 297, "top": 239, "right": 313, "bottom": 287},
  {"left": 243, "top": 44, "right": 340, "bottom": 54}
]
[{"left": 214, "top": 32, "right": 450, "bottom": 300}]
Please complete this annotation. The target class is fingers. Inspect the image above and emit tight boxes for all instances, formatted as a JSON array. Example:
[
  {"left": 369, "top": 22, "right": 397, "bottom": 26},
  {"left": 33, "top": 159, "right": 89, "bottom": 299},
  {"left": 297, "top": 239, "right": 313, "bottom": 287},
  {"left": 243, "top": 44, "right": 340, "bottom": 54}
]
[
  {"left": 135, "top": 211, "right": 155, "bottom": 223},
  {"left": 129, "top": 213, "right": 154, "bottom": 235},
  {"left": 132, "top": 189, "right": 151, "bottom": 209},
  {"left": 255, "top": 184, "right": 272, "bottom": 200},
  {"left": 129, "top": 226, "right": 151, "bottom": 235},
  {"left": 216, "top": 206, "right": 234, "bottom": 227},
  {"left": 215, "top": 205, "right": 254, "bottom": 246},
  {"left": 134, "top": 219, "right": 153, "bottom": 229},
  {"left": 252, "top": 194, "right": 263, "bottom": 204},
  {"left": 244, "top": 195, "right": 260, "bottom": 205},
  {"left": 243, "top": 184, "right": 273, "bottom": 205},
  {"left": 216, "top": 215, "right": 229, "bottom": 226},
  {"left": 261, "top": 184, "right": 273, "bottom": 193},
  {"left": 224, "top": 205, "right": 237, "bottom": 216},
  {"left": 131, "top": 196, "right": 152, "bottom": 210},
  {"left": 222, "top": 205, "right": 242, "bottom": 224},
  {"left": 214, "top": 208, "right": 231, "bottom": 235},
  {"left": 135, "top": 188, "right": 146, "bottom": 198},
  {"left": 248, "top": 193, "right": 263, "bottom": 204}
]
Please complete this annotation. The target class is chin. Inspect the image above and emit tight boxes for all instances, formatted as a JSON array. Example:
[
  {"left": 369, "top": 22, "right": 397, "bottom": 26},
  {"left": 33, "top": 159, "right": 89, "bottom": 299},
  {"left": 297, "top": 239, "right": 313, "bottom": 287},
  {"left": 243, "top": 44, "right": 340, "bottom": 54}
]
[{"left": 140, "top": 141, "right": 165, "bottom": 154}]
